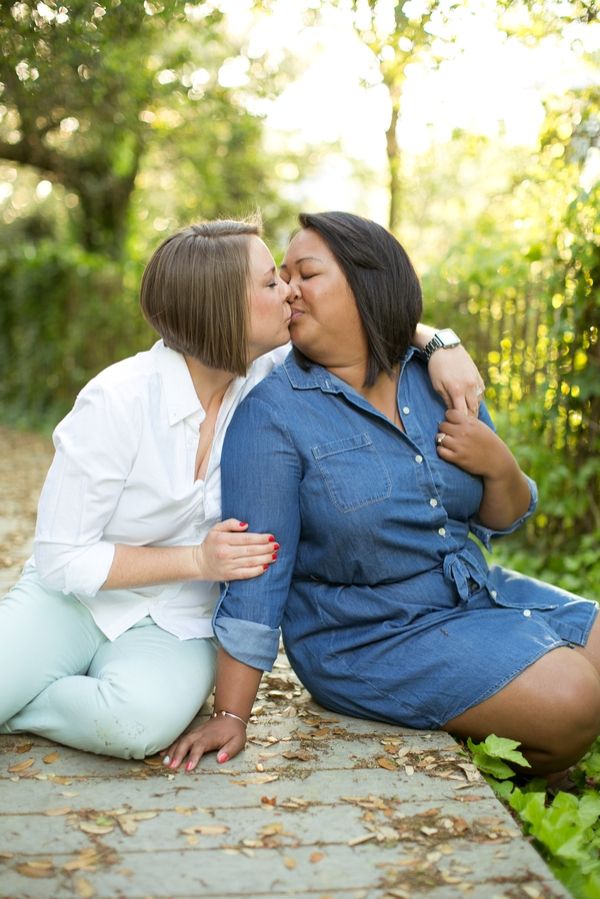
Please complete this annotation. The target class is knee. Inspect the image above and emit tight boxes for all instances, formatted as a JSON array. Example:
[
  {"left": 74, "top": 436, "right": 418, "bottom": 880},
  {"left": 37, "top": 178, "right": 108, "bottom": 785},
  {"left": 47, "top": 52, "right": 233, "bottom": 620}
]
[
  {"left": 92, "top": 710, "right": 190, "bottom": 760},
  {"left": 543, "top": 667, "right": 600, "bottom": 765},
  {"left": 98, "top": 695, "right": 203, "bottom": 760}
]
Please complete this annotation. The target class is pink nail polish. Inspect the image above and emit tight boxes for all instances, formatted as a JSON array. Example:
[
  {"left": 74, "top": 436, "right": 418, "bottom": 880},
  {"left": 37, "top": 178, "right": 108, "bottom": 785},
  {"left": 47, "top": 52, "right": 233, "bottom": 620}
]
[
  {"left": 217, "top": 751, "right": 229, "bottom": 764},
  {"left": 185, "top": 761, "right": 194, "bottom": 772}
]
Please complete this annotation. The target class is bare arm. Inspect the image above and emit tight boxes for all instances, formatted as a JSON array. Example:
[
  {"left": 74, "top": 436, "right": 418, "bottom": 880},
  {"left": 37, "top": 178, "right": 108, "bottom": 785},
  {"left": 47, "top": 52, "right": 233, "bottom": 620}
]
[
  {"left": 436, "top": 410, "right": 532, "bottom": 530},
  {"left": 413, "top": 324, "right": 485, "bottom": 416},
  {"left": 102, "top": 520, "right": 277, "bottom": 589},
  {"left": 164, "top": 647, "right": 263, "bottom": 770}
]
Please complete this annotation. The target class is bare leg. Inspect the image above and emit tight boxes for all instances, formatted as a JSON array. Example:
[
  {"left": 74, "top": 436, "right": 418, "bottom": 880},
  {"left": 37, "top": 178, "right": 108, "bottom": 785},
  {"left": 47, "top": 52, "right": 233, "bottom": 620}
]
[
  {"left": 443, "top": 645, "right": 600, "bottom": 775},
  {"left": 574, "top": 616, "right": 600, "bottom": 675}
]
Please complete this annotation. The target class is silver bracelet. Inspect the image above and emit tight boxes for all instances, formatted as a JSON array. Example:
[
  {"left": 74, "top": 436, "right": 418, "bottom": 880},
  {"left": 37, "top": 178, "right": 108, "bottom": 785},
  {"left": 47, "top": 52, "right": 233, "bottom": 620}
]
[{"left": 211, "top": 709, "right": 248, "bottom": 727}]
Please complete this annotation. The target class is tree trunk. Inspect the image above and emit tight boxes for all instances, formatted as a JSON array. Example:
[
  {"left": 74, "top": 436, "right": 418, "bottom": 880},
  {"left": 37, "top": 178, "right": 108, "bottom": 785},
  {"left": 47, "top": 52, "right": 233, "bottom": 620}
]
[
  {"left": 386, "top": 101, "right": 402, "bottom": 234},
  {"left": 75, "top": 170, "right": 137, "bottom": 259}
]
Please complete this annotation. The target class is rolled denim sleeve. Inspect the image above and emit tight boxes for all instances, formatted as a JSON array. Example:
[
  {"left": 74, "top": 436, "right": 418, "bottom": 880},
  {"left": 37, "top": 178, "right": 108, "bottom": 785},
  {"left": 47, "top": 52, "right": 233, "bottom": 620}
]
[
  {"left": 213, "top": 395, "right": 302, "bottom": 671},
  {"left": 470, "top": 475, "right": 538, "bottom": 549}
]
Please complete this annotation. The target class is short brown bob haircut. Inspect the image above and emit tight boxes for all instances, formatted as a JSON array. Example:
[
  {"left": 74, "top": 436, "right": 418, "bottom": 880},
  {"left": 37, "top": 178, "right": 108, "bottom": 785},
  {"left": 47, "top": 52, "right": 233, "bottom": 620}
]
[{"left": 140, "top": 217, "right": 261, "bottom": 375}]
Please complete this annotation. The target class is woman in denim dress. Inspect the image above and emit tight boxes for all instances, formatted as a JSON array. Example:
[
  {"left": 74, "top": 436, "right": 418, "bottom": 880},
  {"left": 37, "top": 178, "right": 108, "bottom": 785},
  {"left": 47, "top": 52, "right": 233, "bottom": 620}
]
[{"left": 165, "top": 212, "right": 600, "bottom": 777}]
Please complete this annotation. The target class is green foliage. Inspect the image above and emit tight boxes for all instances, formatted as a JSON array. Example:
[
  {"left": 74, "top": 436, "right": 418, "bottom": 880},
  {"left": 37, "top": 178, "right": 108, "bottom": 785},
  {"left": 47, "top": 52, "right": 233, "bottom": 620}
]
[
  {"left": 0, "top": 238, "right": 151, "bottom": 427},
  {"left": 0, "top": 0, "right": 192, "bottom": 255},
  {"left": 423, "top": 92, "right": 600, "bottom": 545},
  {"left": 466, "top": 735, "right": 530, "bottom": 779},
  {"left": 0, "top": 2, "right": 300, "bottom": 423},
  {"left": 0, "top": 1, "right": 298, "bottom": 258},
  {"left": 468, "top": 735, "right": 600, "bottom": 898}
]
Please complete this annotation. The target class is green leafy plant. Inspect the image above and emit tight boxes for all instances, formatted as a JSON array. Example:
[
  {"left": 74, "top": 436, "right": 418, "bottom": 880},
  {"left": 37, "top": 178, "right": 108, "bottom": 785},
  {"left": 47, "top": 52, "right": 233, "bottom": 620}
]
[
  {"left": 466, "top": 734, "right": 531, "bottom": 779},
  {"left": 468, "top": 735, "right": 600, "bottom": 898}
]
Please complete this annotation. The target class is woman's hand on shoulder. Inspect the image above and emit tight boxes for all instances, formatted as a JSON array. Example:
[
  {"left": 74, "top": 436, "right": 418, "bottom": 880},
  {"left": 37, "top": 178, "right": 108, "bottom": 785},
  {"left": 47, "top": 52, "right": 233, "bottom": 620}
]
[
  {"left": 163, "top": 716, "right": 247, "bottom": 772},
  {"left": 192, "top": 519, "right": 278, "bottom": 582},
  {"left": 435, "top": 409, "right": 514, "bottom": 478},
  {"left": 427, "top": 346, "right": 485, "bottom": 417}
]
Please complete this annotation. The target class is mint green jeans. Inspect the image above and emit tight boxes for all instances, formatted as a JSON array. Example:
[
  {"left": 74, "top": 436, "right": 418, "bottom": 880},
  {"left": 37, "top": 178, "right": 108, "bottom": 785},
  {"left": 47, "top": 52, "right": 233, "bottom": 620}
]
[{"left": 0, "top": 571, "right": 216, "bottom": 759}]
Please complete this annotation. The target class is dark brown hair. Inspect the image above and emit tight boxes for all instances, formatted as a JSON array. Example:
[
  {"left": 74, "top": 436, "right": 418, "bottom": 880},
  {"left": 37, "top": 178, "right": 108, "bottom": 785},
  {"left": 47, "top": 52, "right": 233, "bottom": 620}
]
[
  {"left": 140, "top": 218, "right": 261, "bottom": 375},
  {"left": 297, "top": 211, "right": 423, "bottom": 387}
]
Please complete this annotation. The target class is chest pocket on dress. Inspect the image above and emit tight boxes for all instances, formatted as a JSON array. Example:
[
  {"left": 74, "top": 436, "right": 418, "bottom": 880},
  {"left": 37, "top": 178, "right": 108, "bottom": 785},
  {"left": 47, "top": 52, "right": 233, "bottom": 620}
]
[{"left": 312, "top": 432, "right": 391, "bottom": 513}]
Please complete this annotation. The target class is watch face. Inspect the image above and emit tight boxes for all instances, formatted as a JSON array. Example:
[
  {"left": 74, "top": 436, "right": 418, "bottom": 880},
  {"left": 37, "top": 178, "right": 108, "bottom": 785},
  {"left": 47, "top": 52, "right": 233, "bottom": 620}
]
[{"left": 438, "top": 329, "right": 460, "bottom": 347}]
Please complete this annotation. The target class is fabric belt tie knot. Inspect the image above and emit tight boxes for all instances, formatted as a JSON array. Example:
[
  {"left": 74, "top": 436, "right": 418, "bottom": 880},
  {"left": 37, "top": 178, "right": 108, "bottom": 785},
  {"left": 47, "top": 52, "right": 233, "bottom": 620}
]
[{"left": 442, "top": 551, "right": 486, "bottom": 603}]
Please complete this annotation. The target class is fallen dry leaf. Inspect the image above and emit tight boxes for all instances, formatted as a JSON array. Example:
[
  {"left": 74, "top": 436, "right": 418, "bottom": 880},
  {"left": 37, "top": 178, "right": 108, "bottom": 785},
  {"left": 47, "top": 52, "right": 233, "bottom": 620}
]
[
  {"left": 117, "top": 816, "right": 139, "bottom": 836},
  {"left": 457, "top": 763, "right": 481, "bottom": 782},
  {"left": 260, "top": 823, "right": 284, "bottom": 836},
  {"left": 79, "top": 822, "right": 114, "bottom": 836},
  {"left": 348, "top": 833, "right": 377, "bottom": 846},
  {"left": 73, "top": 876, "right": 96, "bottom": 898},
  {"left": 376, "top": 756, "right": 397, "bottom": 771},
  {"left": 63, "top": 849, "right": 103, "bottom": 873},
  {"left": 233, "top": 773, "right": 279, "bottom": 786},
  {"left": 8, "top": 758, "right": 35, "bottom": 773},
  {"left": 14, "top": 741, "right": 34, "bottom": 754},
  {"left": 283, "top": 856, "right": 297, "bottom": 869},
  {"left": 42, "top": 751, "right": 60, "bottom": 764},
  {"left": 309, "top": 851, "right": 325, "bottom": 863},
  {"left": 260, "top": 795, "right": 277, "bottom": 806},
  {"left": 15, "top": 861, "right": 55, "bottom": 879},
  {"left": 44, "top": 807, "right": 72, "bottom": 816},
  {"left": 282, "top": 749, "right": 314, "bottom": 761}
]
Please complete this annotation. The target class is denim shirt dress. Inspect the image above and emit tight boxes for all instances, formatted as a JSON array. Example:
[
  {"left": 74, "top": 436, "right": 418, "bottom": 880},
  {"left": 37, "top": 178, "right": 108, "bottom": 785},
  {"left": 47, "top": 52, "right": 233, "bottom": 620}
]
[{"left": 214, "top": 348, "right": 597, "bottom": 728}]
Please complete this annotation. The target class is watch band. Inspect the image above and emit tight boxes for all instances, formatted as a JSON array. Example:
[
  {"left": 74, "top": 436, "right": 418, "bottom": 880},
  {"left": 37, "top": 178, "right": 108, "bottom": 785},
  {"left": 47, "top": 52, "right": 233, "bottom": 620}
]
[{"left": 423, "top": 330, "right": 461, "bottom": 361}]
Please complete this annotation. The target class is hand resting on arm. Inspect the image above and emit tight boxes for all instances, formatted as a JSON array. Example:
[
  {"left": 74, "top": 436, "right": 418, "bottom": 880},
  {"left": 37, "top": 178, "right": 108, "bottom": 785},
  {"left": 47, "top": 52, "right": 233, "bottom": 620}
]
[{"left": 103, "top": 521, "right": 278, "bottom": 590}]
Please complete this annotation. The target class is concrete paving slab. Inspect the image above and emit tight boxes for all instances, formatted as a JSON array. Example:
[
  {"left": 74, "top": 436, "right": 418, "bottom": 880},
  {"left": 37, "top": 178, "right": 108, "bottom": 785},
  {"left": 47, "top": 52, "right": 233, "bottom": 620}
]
[
  {"left": 0, "top": 705, "right": 569, "bottom": 899},
  {"left": 0, "top": 428, "right": 570, "bottom": 898}
]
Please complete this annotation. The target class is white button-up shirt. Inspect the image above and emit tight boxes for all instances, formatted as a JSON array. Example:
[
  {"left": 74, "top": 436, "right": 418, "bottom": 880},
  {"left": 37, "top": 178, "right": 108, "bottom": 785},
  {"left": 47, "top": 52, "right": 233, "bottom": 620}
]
[{"left": 28, "top": 340, "right": 288, "bottom": 641}]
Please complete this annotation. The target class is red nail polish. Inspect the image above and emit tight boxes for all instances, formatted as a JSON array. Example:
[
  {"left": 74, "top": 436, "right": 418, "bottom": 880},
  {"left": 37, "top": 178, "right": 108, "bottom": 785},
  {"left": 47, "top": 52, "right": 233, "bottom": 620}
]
[
  {"left": 239, "top": 522, "right": 248, "bottom": 527},
  {"left": 263, "top": 564, "right": 269, "bottom": 570},
  {"left": 272, "top": 553, "right": 278, "bottom": 561},
  {"left": 268, "top": 535, "right": 276, "bottom": 542},
  {"left": 273, "top": 543, "right": 280, "bottom": 551}
]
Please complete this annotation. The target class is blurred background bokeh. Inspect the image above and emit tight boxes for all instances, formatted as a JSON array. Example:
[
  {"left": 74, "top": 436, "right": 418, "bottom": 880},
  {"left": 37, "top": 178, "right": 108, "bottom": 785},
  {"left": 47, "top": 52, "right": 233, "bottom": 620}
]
[{"left": 0, "top": 0, "right": 598, "bottom": 592}]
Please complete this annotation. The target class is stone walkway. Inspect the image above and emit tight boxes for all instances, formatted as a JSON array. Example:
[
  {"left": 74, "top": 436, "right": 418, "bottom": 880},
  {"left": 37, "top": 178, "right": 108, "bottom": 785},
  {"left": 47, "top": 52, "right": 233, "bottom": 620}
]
[{"left": 0, "top": 427, "right": 568, "bottom": 898}]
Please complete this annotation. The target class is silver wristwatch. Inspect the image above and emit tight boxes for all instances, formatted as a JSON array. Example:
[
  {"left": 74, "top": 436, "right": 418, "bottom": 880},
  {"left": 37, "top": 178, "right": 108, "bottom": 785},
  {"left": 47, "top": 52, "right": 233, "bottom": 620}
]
[{"left": 423, "top": 328, "right": 461, "bottom": 360}]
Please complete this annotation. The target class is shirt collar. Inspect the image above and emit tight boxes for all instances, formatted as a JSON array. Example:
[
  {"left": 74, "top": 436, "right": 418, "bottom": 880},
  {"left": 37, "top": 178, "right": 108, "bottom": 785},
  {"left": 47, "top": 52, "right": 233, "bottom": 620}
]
[
  {"left": 152, "top": 340, "right": 203, "bottom": 427},
  {"left": 282, "top": 345, "right": 419, "bottom": 393}
]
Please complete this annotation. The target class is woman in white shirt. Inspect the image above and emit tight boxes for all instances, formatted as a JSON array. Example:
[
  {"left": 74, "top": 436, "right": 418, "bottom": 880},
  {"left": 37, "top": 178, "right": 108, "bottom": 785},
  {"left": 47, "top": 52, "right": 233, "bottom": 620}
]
[{"left": 0, "top": 217, "right": 483, "bottom": 759}]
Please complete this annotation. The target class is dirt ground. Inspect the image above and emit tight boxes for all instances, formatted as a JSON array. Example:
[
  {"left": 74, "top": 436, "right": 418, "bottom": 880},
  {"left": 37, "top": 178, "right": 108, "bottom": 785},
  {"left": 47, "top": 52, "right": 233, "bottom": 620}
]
[{"left": 0, "top": 426, "right": 54, "bottom": 588}]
